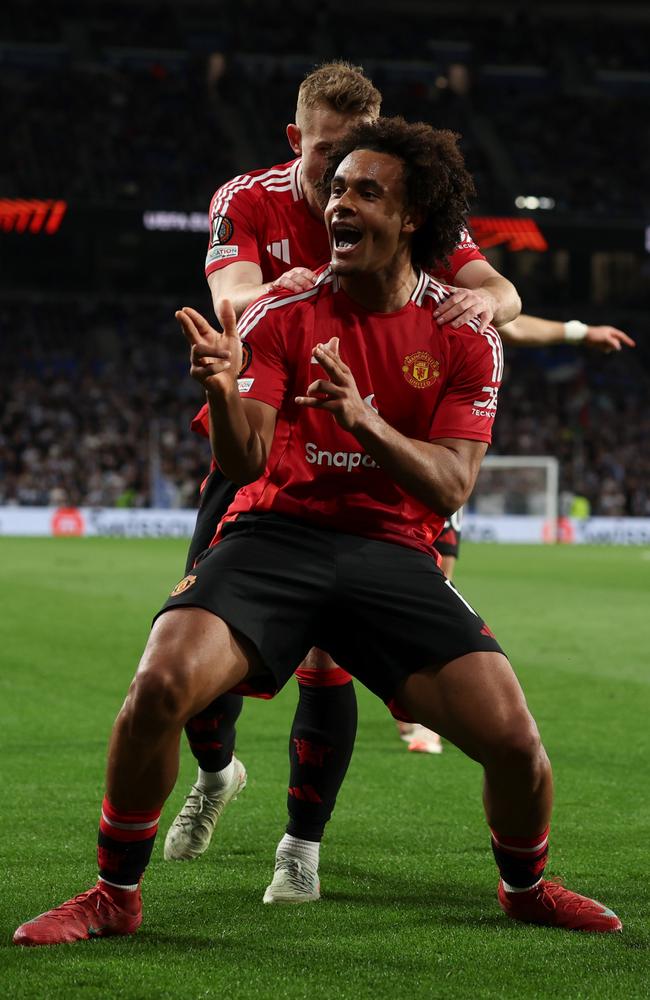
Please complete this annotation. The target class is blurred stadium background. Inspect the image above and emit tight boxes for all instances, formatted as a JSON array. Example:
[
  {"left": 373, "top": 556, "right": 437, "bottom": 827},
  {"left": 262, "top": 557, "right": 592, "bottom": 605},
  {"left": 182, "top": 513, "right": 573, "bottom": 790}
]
[{"left": 1, "top": 0, "right": 649, "bottom": 541}]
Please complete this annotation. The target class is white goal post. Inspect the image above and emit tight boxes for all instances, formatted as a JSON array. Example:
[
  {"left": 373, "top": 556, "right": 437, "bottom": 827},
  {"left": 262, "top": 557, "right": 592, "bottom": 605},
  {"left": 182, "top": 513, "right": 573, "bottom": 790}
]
[{"left": 469, "top": 455, "right": 560, "bottom": 539}]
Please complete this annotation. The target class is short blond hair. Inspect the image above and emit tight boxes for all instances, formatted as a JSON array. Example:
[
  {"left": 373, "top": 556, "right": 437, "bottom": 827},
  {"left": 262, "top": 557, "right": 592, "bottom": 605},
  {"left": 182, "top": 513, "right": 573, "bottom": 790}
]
[{"left": 297, "top": 61, "right": 381, "bottom": 120}]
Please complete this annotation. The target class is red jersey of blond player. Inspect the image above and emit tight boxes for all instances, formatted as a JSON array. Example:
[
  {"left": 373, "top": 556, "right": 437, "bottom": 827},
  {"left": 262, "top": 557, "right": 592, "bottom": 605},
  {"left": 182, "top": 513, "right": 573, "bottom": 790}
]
[
  {"left": 205, "top": 265, "right": 503, "bottom": 557},
  {"left": 205, "top": 157, "right": 485, "bottom": 285}
]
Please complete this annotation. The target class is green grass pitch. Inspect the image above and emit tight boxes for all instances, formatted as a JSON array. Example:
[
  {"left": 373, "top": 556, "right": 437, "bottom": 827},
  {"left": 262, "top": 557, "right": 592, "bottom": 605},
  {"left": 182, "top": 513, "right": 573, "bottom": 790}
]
[{"left": 0, "top": 538, "right": 648, "bottom": 999}]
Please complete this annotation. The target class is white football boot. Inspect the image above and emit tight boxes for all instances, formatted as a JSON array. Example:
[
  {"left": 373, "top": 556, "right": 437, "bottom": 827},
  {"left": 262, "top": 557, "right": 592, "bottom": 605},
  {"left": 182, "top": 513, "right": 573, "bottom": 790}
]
[
  {"left": 164, "top": 756, "right": 247, "bottom": 860},
  {"left": 406, "top": 724, "right": 443, "bottom": 754},
  {"left": 263, "top": 856, "right": 321, "bottom": 904}
]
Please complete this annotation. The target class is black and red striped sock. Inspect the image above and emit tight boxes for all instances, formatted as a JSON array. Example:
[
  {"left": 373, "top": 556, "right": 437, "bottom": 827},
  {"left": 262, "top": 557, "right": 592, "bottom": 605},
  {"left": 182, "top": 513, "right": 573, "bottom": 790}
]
[
  {"left": 98, "top": 797, "right": 161, "bottom": 889},
  {"left": 184, "top": 693, "right": 243, "bottom": 772},
  {"left": 490, "top": 825, "right": 549, "bottom": 890},
  {"left": 286, "top": 669, "right": 357, "bottom": 843}
]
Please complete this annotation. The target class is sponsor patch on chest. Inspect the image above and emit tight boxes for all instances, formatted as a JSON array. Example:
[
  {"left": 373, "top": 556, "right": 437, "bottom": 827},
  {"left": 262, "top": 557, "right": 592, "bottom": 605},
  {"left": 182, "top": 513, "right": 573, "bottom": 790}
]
[{"left": 305, "top": 441, "right": 378, "bottom": 472}]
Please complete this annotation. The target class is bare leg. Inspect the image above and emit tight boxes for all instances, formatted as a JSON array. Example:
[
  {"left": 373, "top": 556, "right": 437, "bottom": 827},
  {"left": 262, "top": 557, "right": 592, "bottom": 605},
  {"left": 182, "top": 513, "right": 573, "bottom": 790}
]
[
  {"left": 12, "top": 607, "right": 267, "bottom": 946},
  {"left": 107, "top": 608, "right": 263, "bottom": 811},
  {"left": 440, "top": 553, "right": 456, "bottom": 581},
  {"left": 396, "top": 652, "right": 553, "bottom": 836}
]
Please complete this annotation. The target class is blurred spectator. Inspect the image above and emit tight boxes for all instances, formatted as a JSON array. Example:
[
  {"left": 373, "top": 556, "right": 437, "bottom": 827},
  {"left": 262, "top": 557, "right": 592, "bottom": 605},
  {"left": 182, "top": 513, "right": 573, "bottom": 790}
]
[{"left": 0, "top": 300, "right": 209, "bottom": 508}]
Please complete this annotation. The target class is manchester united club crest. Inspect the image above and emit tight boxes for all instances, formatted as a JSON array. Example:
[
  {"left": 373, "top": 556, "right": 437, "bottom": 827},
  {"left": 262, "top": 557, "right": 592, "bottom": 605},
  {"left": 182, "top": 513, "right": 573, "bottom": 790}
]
[
  {"left": 170, "top": 574, "right": 197, "bottom": 597},
  {"left": 402, "top": 351, "right": 440, "bottom": 389}
]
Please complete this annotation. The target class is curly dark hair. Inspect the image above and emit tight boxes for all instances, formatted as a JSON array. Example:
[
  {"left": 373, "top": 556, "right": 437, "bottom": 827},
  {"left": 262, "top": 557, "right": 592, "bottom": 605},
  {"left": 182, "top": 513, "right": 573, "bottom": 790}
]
[{"left": 319, "top": 116, "right": 476, "bottom": 271}]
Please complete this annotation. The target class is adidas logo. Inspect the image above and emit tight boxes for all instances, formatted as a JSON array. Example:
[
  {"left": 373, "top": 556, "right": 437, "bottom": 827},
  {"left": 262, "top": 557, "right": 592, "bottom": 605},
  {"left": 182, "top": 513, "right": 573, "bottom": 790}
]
[{"left": 266, "top": 238, "right": 290, "bottom": 264}]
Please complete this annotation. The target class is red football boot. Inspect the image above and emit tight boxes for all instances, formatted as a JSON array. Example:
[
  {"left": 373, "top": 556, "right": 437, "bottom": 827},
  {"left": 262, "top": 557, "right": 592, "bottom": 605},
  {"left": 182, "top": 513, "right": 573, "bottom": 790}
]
[
  {"left": 13, "top": 882, "right": 142, "bottom": 946},
  {"left": 498, "top": 879, "right": 622, "bottom": 933}
]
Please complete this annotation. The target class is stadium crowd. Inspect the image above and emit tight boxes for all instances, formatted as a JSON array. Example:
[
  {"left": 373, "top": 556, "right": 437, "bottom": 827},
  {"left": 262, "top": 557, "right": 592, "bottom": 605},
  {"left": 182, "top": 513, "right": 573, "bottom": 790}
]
[
  {"left": 496, "top": 347, "right": 650, "bottom": 517},
  {"left": 0, "top": 300, "right": 208, "bottom": 509},
  {"left": 2, "top": 1, "right": 648, "bottom": 516},
  {"left": 1, "top": 300, "right": 647, "bottom": 516}
]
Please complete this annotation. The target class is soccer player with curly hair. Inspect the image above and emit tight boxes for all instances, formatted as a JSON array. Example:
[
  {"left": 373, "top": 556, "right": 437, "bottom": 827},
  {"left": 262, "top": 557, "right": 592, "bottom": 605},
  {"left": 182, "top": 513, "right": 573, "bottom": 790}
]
[{"left": 14, "top": 117, "right": 621, "bottom": 944}]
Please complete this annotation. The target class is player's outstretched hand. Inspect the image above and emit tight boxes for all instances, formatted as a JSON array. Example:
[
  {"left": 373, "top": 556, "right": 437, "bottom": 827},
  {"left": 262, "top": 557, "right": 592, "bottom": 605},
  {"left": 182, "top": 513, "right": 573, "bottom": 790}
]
[
  {"left": 585, "top": 325, "right": 636, "bottom": 353},
  {"left": 296, "top": 338, "right": 368, "bottom": 433},
  {"left": 175, "top": 302, "right": 243, "bottom": 396},
  {"left": 434, "top": 286, "right": 496, "bottom": 333},
  {"left": 270, "top": 267, "right": 318, "bottom": 295}
]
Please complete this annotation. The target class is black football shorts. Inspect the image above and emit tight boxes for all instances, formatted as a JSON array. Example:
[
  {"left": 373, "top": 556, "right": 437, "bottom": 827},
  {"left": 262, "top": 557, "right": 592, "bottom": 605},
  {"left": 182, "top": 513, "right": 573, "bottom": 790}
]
[
  {"left": 157, "top": 512, "right": 504, "bottom": 705},
  {"left": 435, "top": 507, "right": 463, "bottom": 561},
  {"left": 184, "top": 469, "right": 238, "bottom": 574}
]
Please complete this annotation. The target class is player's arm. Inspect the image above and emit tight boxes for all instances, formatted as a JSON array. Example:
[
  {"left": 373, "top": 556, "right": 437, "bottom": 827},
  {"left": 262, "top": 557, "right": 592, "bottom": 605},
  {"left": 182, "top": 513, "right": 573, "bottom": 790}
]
[
  {"left": 356, "top": 429, "right": 485, "bottom": 516},
  {"left": 208, "top": 263, "right": 320, "bottom": 321},
  {"left": 205, "top": 180, "right": 320, "bottom": 320},
  {"left": 296, "top": 339, "right": 486, "bottom": 515},
  {"left": 207, "top": 262, "right": 271, "bottom": 320},
  {"left": 176, "top": 303, "right": 277, "bottom": 484},
  {"left": 498, "top": 314, "right": 636, "bottom": 353},
  {"left": 435, "top": 260, "right": 521, "bottom": 332}
]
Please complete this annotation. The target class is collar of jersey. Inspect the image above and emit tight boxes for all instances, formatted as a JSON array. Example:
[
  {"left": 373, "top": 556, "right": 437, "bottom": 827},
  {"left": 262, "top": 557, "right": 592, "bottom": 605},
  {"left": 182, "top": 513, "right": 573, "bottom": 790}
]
[
  {"left": 335, "top": 273, "right": 421, "bottom": 318},
  {"left": 296, "top": 158, "right": 304, "bottom": 200}
]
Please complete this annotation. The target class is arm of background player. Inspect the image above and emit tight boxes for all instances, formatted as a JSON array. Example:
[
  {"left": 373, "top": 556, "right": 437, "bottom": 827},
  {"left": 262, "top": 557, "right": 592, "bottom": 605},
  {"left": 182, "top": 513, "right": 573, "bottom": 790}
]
[
  {"left": 435, "top": 260, "right": 521, "bottom": 331},
  {"left": 498, "top": 314, "right": 636, "bottom": 353},
  {"left": 208, "top": 262, "right": 272, "bottom": 321},
  {"left": 208, "top": 262, "right": 319, "bottom": 321}
]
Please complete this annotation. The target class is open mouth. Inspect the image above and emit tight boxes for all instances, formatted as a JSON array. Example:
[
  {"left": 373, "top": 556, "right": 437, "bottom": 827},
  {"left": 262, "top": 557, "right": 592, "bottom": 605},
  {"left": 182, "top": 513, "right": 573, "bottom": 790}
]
[{"left": 333, "top": 225, "right": 363, "bottom": 251}]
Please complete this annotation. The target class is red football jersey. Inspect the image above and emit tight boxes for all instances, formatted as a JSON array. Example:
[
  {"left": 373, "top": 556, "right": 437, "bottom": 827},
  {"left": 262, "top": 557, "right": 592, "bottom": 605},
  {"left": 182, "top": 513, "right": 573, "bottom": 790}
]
[
  {"left": 209, "top": 267, "right": 503, "bottom": 556},
  {"left": 204, "top": 158, "right": 485, "bottom": 284}
]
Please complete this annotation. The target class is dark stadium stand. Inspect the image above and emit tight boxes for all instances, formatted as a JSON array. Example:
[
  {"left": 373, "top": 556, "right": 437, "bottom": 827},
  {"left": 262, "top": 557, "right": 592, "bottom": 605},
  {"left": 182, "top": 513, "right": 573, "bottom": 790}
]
[{"left": 2, "top": 1, "right": 649, "bottom": 212}]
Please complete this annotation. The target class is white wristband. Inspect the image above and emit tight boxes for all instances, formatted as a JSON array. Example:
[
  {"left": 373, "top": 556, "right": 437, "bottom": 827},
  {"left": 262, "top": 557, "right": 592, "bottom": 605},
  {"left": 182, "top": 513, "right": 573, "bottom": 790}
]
[{"left": 564, "top": 320, "right": 588, "bottom": 342}]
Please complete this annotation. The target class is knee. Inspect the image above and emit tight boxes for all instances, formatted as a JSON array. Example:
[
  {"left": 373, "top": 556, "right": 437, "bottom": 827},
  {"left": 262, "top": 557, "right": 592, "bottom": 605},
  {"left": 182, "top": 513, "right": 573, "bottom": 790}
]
[
  {"left": 488, "top": 713, "right": 548, "bottom": 778},
  {"left": 300, "top": 648, "right": 337, "bottom": 671},
  {"left": 121, "top": 660, "right": 197, "bottom": 730}
]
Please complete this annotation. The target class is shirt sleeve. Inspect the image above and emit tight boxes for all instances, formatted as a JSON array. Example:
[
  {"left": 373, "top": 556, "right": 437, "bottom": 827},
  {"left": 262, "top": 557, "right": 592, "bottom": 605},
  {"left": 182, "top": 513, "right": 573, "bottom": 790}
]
[
  {"left": 190, "top": 402, "right": 210, "bottom": 438},
  {"left": 204, "top": 182, "right": 262, "bottom": 278},
  {"left": 429, "top": 324, "right": 503, "bottom": 443},
  {"left": 431, "top": 227, "right": 486, "bottom": 284},
  {"left": 235, "top": 297, "right": 292, "bottom": 410}
]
